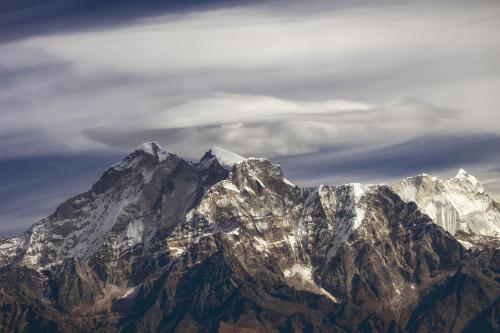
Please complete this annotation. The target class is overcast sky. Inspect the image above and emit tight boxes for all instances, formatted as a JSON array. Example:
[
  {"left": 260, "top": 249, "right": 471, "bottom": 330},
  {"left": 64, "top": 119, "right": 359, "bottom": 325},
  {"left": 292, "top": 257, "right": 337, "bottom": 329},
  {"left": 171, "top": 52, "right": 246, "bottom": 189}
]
[{"left": 1, "top": 0, "right": 499, "bottom": 235}]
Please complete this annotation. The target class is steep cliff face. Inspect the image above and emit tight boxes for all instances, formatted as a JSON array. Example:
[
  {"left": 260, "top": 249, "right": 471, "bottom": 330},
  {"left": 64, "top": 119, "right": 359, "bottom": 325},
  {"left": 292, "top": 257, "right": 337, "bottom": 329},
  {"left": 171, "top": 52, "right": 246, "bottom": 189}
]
[{"left": 0, "top": 143, "right": 498, "bottom": 332}]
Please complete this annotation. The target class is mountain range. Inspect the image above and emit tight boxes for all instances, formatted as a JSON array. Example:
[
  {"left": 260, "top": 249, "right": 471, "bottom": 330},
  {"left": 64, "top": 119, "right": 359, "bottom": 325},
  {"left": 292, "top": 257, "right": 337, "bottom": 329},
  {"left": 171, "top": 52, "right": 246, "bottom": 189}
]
[{"left": 0, "top": 142, "right": 498, "bottom": 332}]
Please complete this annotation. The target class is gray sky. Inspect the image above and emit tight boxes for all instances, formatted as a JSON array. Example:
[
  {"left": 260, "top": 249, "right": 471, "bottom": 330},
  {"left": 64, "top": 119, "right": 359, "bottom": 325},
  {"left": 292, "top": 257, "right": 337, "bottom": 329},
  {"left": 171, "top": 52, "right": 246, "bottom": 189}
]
[{"left": 1, "top": 0, "right": 499, "bottom": 235}]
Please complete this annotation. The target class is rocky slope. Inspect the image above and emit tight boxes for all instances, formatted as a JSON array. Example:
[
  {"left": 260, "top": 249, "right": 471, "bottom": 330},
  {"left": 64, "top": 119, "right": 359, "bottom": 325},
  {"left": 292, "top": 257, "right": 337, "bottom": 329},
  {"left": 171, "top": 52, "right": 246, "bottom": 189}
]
[{"left": 0, "top": 142, "right": 498, "bottom": 333}]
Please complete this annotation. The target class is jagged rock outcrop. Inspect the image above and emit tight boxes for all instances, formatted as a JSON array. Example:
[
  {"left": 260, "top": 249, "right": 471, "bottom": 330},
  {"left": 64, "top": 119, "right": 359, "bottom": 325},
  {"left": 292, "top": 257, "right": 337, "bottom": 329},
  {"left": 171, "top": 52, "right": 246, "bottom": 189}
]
[{"left": 0, "top": 142, "right": 498, "bottom": 332}]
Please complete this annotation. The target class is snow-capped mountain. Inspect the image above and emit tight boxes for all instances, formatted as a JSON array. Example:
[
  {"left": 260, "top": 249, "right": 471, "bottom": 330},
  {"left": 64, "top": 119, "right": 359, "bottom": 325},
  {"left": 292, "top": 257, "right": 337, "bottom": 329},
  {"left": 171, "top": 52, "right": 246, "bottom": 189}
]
[
  {"left": 0, "top": 142, "right": 498, "bottom": 332},
  {"left": 392, "top": 169, "right": 500, "bottom": 248}
]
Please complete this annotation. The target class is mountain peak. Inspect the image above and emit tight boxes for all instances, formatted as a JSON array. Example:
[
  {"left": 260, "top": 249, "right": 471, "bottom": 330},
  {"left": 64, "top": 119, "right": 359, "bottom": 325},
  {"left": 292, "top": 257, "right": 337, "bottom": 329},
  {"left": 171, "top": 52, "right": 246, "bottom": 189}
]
[
  {"left": 453, "top": 168, "right": 482, "bottom": 189},
  {"left": 135, "top": 141, "right": 169, "bottom": 162},
  {"left": 455, "top": 168, "right": 469, "bottom": 179},
  {"left": 201, "top": 146, "right": 245, "bottom": 169},
  {"left": 110, "top": 141, "right": 169, "bottom": 171}
]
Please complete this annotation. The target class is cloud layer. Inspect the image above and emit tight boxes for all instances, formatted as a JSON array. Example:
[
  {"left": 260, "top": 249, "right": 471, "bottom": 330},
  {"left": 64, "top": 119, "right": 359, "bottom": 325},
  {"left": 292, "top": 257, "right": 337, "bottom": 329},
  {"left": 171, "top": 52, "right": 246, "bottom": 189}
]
[
  {"left": 84, "top": 94, "right": 463, "bottom": 158},
  {"left": 1, "top": 0, "right": 499, "bottom": 159}
]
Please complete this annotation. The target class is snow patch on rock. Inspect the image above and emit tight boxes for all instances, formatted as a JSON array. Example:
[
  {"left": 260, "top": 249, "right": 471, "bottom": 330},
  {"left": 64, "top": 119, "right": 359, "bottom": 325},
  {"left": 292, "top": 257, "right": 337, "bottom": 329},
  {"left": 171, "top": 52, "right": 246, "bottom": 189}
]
[{"left": 283, "top": 263, "right": 339, "bottom": 303}]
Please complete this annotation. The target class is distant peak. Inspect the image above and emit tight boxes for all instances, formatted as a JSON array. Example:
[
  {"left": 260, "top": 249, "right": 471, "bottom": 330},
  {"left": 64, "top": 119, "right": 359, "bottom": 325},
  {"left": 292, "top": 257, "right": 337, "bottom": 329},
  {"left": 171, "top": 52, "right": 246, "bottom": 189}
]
[
  {"left": 453, "top": 168, "right": 483, "bottom": 191},
  {"left": 454, "top": 168, "right": 477, "bottom": 183},
  {"left": 201, "top": 146, "right": 245, "bottom": 169}
]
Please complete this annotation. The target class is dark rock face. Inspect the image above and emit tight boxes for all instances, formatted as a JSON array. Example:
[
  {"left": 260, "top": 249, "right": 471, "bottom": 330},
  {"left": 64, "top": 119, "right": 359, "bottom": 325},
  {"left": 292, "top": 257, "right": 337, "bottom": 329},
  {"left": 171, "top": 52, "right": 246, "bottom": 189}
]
[{"left": 0, "top": 143, "right": 498, "bottom": 332}]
